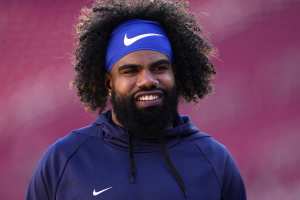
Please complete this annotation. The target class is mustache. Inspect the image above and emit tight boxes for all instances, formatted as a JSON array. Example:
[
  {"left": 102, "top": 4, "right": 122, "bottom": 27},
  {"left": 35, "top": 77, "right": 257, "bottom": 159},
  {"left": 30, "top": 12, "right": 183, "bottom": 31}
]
[{"left": 132, "top": 84, "right": 166, "bottom": 96}]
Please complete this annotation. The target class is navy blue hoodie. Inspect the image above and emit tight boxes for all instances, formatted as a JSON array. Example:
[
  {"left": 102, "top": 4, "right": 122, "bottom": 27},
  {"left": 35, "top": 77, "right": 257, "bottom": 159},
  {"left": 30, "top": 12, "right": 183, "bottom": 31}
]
[{"left": 26, "top": 111, "right": 246, "bottom": 200}]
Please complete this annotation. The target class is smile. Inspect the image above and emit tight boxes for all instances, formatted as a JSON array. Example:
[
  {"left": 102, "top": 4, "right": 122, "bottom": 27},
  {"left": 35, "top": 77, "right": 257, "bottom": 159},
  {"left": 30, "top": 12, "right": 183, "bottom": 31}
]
[
  {"left": 134, "top": 90, "right": 164, "bottom": 107},
  {"left": 137, "top": 94, "right": 160, "bottom": 101}
]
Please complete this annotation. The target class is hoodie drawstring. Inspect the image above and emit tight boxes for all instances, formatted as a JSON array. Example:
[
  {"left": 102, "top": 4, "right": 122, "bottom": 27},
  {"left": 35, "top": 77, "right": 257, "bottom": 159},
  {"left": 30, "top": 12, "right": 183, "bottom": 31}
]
[
  {"left": 160, "top": 135, "right": 187, "bottom": 199},
  {"left": 127, "top": 132, "right": 187, "bottom": 199},
  {"left": 128, "top": 133, "right": 136, "bottom": 184}
]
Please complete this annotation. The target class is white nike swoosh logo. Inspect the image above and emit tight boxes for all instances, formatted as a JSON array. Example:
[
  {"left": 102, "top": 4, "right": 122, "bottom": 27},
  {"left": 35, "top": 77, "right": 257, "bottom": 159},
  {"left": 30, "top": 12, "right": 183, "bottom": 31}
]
[
  {"left": 92, "top": 186, "right": 112, "bottom": 196},
  {"left": 124, "top": 33, "right": 163, "bottom": 46}
]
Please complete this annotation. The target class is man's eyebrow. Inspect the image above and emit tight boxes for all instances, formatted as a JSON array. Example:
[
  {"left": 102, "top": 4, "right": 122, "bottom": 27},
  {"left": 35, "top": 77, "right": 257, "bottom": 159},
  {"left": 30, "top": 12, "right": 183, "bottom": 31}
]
[
  {"left": 118, "top": 59, "right": 171, "bottom": 71},
  {"left": 118, "top": 64, "right": 141, "bottom": 71},
  {"left": 150, "top": 59, "right": 171, "bottom": 67}
]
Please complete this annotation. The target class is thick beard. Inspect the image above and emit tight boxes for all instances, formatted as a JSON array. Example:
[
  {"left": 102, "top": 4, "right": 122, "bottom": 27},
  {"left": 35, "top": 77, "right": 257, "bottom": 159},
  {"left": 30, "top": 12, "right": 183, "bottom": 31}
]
[{"left": 111, "top": 87, "right": 178, "bottom": 139}]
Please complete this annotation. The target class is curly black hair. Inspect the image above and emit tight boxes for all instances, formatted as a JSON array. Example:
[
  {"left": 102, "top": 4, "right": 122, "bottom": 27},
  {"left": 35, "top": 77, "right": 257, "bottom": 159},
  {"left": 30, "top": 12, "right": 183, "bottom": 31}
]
[{"left": 74, "top": 0, "right": 216, "bottom": 111}]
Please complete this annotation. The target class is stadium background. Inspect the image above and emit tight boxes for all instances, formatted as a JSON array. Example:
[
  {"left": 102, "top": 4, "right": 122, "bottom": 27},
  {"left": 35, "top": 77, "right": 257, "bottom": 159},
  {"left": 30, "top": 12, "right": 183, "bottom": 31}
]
[{"left": 1, "top": 0, "right": 299, "bottom": 199}]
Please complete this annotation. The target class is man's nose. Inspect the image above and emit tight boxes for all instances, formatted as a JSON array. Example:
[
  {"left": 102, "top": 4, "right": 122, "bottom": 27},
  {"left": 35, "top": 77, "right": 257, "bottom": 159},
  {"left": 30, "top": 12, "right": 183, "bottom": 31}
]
[{"left": 136, "top": 70, "right": 159, "bottom": 89}]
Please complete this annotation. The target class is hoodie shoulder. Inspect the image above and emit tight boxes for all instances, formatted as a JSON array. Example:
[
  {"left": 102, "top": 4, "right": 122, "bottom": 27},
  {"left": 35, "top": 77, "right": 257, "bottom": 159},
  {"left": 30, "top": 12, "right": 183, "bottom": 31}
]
[
  {"left": 192, "top": 133, "right": 229, "bottom": 163},
  {"left": 50, "top": 124, "right": 100, "bottom": 158},
  {"left": 191, "top": 133, "right": 246, "bottom": 199},
  {"left": 26, "top": 124, "right": 101, "bottom": 200}
]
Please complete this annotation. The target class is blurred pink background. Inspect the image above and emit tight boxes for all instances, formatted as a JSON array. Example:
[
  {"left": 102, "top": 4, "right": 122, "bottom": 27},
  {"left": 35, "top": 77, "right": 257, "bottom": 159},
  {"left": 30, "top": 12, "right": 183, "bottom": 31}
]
[{"left": 1, "top": 0, "right": 300, "bottom": 199}]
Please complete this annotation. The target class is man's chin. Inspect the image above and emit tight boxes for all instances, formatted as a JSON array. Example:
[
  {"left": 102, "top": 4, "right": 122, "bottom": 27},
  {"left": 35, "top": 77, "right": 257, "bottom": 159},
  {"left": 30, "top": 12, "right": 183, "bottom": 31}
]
[
  {"left": 111, "top": 88, "right": 178, "bottom": 138},
  {"left": 135, "top": 104, "right": 162, "bottom": 112},
  {"left": 134, "top": 103, "right": 164, "bottom": 117}
]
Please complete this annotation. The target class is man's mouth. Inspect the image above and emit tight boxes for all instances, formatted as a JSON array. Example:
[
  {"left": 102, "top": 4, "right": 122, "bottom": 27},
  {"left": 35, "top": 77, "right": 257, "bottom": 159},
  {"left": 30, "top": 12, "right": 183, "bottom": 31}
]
[
  {"left": 134, "top": 90, "right": 163, "bottom": 108},
  {"left": 137, "top": 94, "right": 160, "bottom": 101}
]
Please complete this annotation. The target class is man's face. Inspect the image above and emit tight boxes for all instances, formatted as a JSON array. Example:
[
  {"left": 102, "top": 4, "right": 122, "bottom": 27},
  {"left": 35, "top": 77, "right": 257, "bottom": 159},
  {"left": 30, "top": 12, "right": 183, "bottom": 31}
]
[{"left": 107, "top": 50, "right": 178, "bottom": 137}]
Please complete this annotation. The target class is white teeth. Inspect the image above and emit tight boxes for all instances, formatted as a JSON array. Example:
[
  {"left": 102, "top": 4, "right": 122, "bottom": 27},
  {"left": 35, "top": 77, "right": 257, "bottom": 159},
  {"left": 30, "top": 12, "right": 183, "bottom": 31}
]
[{"left": 138, "top": 95, "right": 159, "bottom": 101}]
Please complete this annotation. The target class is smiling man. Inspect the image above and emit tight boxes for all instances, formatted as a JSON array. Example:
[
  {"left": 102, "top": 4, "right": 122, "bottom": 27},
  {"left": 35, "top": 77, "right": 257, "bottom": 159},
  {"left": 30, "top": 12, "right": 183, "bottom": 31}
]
[
  {"left": 26, "top": 0, "right": 246, "bottom": 200},
  {"left": 110, "top": 50, "right": 177, "bottom": 138}
]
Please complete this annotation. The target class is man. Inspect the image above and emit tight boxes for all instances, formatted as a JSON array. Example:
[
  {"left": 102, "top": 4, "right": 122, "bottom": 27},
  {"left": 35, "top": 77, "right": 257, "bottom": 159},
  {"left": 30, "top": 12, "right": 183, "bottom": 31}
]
[{"left": 26, "top": 0, "right": 246, "bottom": 199}]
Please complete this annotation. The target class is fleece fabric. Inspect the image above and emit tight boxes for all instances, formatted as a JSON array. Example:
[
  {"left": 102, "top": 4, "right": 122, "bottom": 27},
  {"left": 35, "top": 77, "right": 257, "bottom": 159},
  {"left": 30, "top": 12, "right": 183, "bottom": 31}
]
[{"left": 26, "top": 111, "right": 246, "bottom": 200}]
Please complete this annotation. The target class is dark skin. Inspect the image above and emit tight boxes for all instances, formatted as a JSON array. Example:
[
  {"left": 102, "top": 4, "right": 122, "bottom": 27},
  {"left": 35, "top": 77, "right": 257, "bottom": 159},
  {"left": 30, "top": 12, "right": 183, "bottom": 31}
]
[{"left": 106, "top": 50, "right": 175, "bottom": 128}]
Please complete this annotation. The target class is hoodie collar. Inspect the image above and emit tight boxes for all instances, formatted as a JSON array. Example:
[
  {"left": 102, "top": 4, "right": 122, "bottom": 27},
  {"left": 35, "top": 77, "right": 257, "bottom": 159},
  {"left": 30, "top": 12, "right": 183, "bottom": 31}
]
[{"left": 94, "top": 110, "right": 206, "bottom": 152}]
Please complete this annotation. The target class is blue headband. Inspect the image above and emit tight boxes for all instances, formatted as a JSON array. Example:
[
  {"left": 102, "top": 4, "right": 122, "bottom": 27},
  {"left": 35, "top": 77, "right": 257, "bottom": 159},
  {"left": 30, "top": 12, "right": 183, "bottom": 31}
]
[{"left": 105, "top": 19, "right": 173, "bottom": 71}]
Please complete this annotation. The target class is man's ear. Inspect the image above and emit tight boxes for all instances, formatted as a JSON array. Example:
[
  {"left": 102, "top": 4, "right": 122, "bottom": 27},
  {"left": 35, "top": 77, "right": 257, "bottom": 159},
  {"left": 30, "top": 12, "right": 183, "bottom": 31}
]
[{"left": 105, "top": 73, "right": 112, "bottom": 94}]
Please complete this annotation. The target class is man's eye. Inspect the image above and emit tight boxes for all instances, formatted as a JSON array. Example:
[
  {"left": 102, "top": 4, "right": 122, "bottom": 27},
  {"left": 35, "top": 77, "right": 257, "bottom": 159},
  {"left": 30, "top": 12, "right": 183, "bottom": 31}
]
[
  {"left": 121, "top": 68, "right": 138, "bottom": 74},
  {"left": 153, "top": 65, "right": 169, "bottom": 72}
]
